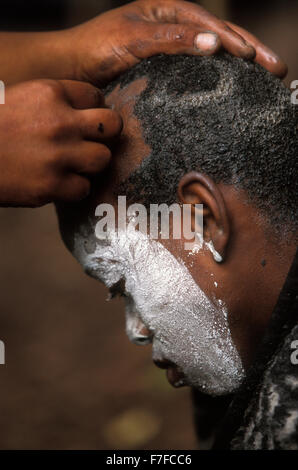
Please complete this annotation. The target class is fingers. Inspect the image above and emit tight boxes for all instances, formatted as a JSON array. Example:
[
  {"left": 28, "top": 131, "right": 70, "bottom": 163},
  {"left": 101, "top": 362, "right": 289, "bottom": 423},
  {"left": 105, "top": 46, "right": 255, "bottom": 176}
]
[
  {"left": 77, "top": 108, "right": 123, "bottom": 141},
  {"left": 54, "top": 141, "right": 114, "bottom": 202},
  {"left": 61, "top": 80, "right": 106, "bottom": 109},
  {"left": 148, "top": 0, "right": 255, "bottom": 59},
  {"left": 131, "top": 22, "right": 221, "bottom": 56},
  {"left": 225, "top": 21, "right": 288, "bottom": 78},
  {"left": 61, "top": 141, "right": 112, "bottom": 175},
  {"left": 50, "top": 81, "right": 123, "bottom": 203},
  {"left": 59, "top": 81, "right": 123, "bottom": 141}
]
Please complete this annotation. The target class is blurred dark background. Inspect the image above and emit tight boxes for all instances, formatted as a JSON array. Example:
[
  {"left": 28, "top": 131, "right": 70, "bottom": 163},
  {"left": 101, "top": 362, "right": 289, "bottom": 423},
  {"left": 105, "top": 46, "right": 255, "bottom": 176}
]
[{"left": 0, "top": 0, "right": 297, "bottom": 450}]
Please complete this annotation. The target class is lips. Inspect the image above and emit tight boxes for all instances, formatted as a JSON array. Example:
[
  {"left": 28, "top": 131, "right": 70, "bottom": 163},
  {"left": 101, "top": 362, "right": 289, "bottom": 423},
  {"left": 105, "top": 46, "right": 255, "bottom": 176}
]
[{"left": 153, "top": 359, "right": 186, "bottom": 388}]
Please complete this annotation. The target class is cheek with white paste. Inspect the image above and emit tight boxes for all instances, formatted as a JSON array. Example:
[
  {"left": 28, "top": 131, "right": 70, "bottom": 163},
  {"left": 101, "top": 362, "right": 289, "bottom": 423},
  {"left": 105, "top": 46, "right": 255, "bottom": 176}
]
[{"left": 73, "top": 226, "right": 245, "bottom": 396}]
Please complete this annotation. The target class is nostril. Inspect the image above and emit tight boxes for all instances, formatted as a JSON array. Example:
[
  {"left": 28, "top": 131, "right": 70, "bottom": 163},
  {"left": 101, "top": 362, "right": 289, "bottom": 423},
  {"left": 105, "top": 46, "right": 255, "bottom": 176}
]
[
  {"left": 139, "top": 325, "right": 151, "bottom": 337},
  {"left": 126, "top": 315, "right": 153, "bottom": 345}
]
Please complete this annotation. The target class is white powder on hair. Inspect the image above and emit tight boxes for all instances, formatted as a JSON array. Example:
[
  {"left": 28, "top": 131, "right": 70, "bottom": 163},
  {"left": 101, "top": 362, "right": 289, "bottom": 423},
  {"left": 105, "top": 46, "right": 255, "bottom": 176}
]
[{"left": 73, "top": 225, "right": 245, "bottom": 395}]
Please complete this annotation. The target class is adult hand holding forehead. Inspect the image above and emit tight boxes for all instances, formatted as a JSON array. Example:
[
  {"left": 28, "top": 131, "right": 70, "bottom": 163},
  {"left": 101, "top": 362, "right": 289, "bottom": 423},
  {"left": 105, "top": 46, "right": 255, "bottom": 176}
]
[
  {"left": 70, "top": 0, "right": 287, "bottom": 86},
  {"left": 0, "top": 79, "right": 122, "bottom": 207},
  {"left": 0, "top": 0, "right": 287, "bottom": 208}
]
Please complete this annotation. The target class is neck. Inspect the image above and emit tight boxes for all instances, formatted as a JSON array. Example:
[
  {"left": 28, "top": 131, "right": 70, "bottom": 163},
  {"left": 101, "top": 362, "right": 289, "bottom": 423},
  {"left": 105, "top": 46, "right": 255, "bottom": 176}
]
[{"left": 242, "top": 226, "right": 296, "bottom": 367}]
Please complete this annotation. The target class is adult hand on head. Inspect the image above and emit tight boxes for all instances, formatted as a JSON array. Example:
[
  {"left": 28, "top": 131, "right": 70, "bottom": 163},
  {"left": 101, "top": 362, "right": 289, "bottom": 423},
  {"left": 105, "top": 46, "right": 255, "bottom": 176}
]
[
  {"left": 1, "top": 1, "right": 287, "bottom": 86},
  {"left": 69, "top": 0, "right": 287, "bottom": 86},
  {"left": 0, "top": 79, "right": 122, "bottom": 207}
]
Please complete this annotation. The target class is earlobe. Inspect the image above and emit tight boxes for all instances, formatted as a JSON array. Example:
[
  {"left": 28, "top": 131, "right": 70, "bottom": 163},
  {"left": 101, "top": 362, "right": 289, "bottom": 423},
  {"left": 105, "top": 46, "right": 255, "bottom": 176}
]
[{"left": 177, "top": 172, "right": 230, "bottom": 262}]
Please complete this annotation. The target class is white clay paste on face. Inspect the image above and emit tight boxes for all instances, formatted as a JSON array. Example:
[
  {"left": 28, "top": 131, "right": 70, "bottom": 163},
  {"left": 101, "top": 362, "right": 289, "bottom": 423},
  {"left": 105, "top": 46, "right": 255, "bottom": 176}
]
[{"left": 73, "top": 224, "right": 245, "bottom": 396}]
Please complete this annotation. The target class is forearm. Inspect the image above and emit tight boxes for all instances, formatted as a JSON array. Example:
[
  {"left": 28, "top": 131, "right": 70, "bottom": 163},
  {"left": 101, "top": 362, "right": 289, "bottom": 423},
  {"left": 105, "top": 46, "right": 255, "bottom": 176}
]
[{"left": 0, "top": 30, "right": 76, "bottom": 85}]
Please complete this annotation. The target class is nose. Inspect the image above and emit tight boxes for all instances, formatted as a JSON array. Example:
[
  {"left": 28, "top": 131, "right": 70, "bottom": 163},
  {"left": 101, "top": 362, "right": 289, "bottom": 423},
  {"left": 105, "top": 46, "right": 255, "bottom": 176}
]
[{"left": 126, "top": 314, "right": 153, "bottom": 346}]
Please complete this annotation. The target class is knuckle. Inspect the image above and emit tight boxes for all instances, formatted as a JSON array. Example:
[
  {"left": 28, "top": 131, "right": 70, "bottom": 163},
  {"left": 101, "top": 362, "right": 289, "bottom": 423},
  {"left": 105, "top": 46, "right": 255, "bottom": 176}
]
[
  {"left": 31, "top": 178, "right": 56, "bottom": 206},
  {"left": 43, "top": 175, "right": 60, "bottom": 198},
  {"left": 92, "top": 87, "right": 105, "bottom": 105},
  {"left": 45, "top": 114, "right": 74, "bottom": 141},
  {"left": 27, "top": 79, "right": 63, "bottom": 105},
  {"left": 45, "top": 122, "right": 61, "bottom": 140},
  {"left": 102, "top": 145, "right": 112, "bottom": 160},
  {"left": 30, "top": 193, "right": 48, "bottom": 207},
  {"left": 83, "top": 147, "right": 111, "bottom": 173},
  {"left": 165, "top": 25, "right": 187, "bottom": 42},
  {"left": 39, "top": 80, "right": 64, "bottom": 101},
  {"left": 73, "top": 178, "right": 90, "bottom": 200},
  {"left": 101, "top": 109, "right": 123, "bottom": 135},
  {"left": 43, "top": 148, "right": 63, "bottom": 170},
  {"left": 97, "top": 144, "right": 112, "bottom": 161},
  {"left": 128, "top": 37, "right": 150, "bottom": 53},
  {"left": 95, "top": 148, "right": 111, "bottom": 168}
]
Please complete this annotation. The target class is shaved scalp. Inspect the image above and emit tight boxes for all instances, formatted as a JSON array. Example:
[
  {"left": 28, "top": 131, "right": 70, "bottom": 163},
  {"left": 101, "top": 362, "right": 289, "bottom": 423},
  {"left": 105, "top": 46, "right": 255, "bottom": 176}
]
[{"left": 105, "top": 54, "right": 298, "bottom": 235}]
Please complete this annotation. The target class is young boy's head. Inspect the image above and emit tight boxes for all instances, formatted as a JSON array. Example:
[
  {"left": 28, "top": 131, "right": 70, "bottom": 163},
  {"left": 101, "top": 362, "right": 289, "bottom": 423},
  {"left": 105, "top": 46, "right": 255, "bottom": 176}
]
[{"left": 56, "top": 54, "right": 297, "bottom": 396}]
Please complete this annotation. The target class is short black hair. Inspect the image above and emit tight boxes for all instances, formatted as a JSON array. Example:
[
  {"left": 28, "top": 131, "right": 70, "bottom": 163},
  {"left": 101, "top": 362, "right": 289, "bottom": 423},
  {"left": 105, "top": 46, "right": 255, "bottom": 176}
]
[{"left": 105, "top": 54, "right": 298, "bottom": 235}]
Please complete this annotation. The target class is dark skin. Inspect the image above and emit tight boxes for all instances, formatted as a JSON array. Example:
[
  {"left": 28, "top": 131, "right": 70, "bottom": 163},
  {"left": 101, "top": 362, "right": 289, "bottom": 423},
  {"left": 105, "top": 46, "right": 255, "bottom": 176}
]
[
  {"left": 0, "top": 0, "right": 287, "bottom": 87},
  {"left": 0, "top": 0, "right": 287, "bottom": 208},
  {"left": 0, "top": 80, "right": 122, "bottom": 206},
  {"left": 57, "top": 77, "right": 297, "bottom": 371}
]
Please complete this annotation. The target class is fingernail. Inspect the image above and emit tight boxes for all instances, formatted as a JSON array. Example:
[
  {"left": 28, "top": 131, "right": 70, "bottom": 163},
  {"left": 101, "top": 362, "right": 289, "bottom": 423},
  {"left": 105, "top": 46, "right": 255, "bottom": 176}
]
[
  {"left": 262, "top": 48, "right": 287, "bottom": 77},
  {"left": 194, "top": 32, "right": 218, "bottom": 52},
  {"left": 262, "top": 46, "right": 280, "bottom": 63}
]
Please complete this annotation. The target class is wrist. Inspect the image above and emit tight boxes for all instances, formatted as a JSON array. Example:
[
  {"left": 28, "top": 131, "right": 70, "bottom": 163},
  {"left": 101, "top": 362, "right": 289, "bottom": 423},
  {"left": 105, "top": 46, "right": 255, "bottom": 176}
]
[
  {"left": 31, "top": 28, "right": 78, "bottom": 81},
  {"left": 0, "top": 29, "right": 79, "bottom": 85}
]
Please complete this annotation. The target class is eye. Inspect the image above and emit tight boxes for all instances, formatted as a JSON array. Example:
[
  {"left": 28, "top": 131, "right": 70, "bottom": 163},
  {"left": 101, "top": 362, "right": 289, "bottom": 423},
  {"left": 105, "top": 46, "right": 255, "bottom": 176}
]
[{"left": 109, "top": 278, "right": 127, "bottom": 299}]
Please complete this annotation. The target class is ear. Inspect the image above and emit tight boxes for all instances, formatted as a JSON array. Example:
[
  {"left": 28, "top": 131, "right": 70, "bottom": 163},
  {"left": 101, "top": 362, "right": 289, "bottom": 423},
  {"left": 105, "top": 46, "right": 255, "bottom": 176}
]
[{"left": 177, "top": 172, "right": 230, "bottom": 262}]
